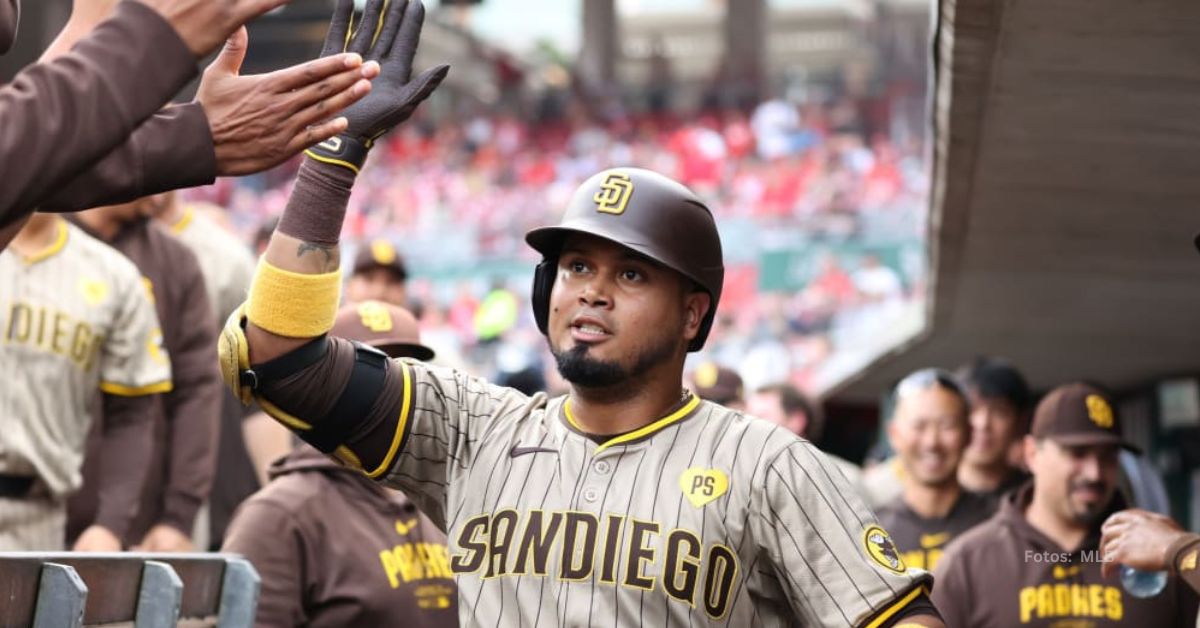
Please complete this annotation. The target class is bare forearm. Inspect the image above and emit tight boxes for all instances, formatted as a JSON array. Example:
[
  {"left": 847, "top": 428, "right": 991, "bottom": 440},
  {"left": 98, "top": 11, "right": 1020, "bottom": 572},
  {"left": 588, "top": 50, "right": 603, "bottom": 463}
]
[{"left": 245, "top": 159, "right": 352, "bottom": 363}]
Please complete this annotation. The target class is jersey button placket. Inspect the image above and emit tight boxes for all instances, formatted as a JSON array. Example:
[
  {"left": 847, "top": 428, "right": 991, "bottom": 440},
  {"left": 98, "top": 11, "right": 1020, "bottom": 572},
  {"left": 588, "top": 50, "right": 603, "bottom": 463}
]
[{"left": 582, "top": 487, "right": 600, "bottom": 503}]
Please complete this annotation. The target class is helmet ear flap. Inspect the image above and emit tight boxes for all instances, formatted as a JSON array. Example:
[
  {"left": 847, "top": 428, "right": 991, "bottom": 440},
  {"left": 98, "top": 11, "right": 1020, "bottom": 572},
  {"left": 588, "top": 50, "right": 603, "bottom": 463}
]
[{"left": 532, "top": 258, "right": 557, "bottom": 335}]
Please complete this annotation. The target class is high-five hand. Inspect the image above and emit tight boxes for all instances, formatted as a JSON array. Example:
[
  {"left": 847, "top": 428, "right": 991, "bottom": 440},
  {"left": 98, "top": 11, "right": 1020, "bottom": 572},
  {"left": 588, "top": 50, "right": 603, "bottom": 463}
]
[
  {"left": 304, "top": 0, "right": 449, "bottom": 173},
  {"left": 198, "top": 27, "right": 379, "bottom": 176}
]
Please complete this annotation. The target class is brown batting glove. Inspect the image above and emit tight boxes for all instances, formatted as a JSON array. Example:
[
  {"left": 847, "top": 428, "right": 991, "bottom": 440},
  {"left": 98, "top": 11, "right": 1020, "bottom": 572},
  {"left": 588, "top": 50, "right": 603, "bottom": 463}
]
[{"left": 304, "top": 0, "right": 449, "bottom": 174}]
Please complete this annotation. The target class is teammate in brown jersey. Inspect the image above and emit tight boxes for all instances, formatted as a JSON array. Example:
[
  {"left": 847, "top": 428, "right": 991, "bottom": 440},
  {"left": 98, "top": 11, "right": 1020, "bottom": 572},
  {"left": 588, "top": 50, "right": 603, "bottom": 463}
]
[
  {"left": 217, "top": 2, "right": 946, "bottom": 625},
  {"left": 933, "top": 383, "right": 1199, "bottom": 627},
  {"left": 874, "top": 369, "right": 993, "bottom": 572}
]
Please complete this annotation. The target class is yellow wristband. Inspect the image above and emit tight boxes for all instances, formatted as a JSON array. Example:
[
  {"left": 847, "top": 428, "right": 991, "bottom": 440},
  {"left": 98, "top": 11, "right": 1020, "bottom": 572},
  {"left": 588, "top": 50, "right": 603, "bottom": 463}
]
[{"left": 246, "top": 260, "right": 341, "bottom": 338}]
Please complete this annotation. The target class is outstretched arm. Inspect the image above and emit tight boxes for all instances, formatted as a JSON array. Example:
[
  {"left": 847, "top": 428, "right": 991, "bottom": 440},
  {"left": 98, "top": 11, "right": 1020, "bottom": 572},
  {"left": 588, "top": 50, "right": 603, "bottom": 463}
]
[
  {"left": 246, "top": 0, "right": 448, "bottom": 363},
  {"left": 0, "top": 0, "right": 290, "bottom": 232},
  {"left": 34, "top": 0, "right": 376, "bottom": 214}
]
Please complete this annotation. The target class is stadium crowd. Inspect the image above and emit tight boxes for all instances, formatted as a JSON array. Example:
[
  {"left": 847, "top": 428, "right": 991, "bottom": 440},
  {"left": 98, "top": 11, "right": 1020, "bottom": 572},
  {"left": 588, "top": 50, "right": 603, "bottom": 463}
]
[{"left": 187, "top": 95, "right": 930, "bottom": 395}]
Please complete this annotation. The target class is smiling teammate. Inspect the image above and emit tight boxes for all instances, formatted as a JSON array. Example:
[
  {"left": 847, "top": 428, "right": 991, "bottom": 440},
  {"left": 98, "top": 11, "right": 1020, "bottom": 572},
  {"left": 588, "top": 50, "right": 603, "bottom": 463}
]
[{"left": 218, "top": 0, "right": 944, "bottom": 625}]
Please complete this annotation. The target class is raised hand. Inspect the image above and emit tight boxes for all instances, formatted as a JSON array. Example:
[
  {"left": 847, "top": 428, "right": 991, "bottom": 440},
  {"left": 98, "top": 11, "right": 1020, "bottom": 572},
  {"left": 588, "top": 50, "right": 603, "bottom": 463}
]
[
  {"left": 305, "top": 0, "right": 448, "bottom": 172},
  {"left": 198, "top": 27, "right": 379, "bottom": 176},
  {"left": 1099, "top": 508, "right": 1187, "bottom": 578}
]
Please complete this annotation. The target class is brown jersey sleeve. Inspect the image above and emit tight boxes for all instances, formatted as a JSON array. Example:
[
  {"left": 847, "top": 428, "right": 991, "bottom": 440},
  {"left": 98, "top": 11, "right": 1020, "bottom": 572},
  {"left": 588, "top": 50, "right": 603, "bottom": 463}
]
[
  {"left": 0, "top": 2, "right": 197, "bottom": 226},
  {"left": 92, "top": 392, "right": 158, "bottom": 540},
  {"left": 39, "top": 104, "right": 215, "bottom": 213},
  {"left": 929, "top": 538, "right": 971, "bottom": 627},
  {"left": 1168, "top": 534, "right": 1200, "bottom": 596},
  {"left": 158, "top": 250, "right": 220, "bottom": 533}
]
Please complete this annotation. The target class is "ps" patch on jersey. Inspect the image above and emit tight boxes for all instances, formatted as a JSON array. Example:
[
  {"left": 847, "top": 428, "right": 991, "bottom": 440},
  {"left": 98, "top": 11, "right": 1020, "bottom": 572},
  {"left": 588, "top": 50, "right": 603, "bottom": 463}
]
[
  {"left": 862, "top": 525, "right": 907, "bottom": 574},
  {"left": 680, "top": 468, "right": 728, "bottom": 508}
]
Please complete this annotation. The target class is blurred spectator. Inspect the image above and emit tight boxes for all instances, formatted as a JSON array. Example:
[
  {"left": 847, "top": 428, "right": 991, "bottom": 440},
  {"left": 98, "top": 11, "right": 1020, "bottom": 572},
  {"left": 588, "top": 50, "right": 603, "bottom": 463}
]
[
  {"left": 875, "top": 368, "right": 993, "bottom": 571},
  {"left": 69, "top": 199, "right": 219, "bottom": 552},
  {"left": 346, "top": 240, "right": 410, "bottom": 308},
  {"left": 954, "top": 357, "right": 1033, "bottom": 500},
  {"left": 689, "top": 361, "right": 745, "bottom": 410},
  {"left": 746, "top": 383, "right": 863, "bottom": 491}
]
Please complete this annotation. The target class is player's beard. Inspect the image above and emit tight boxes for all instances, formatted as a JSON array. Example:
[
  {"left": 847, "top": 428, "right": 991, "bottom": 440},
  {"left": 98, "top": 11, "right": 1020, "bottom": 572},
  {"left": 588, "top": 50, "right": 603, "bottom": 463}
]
[
  {"left": 1065, "top": 479, "right": 1113, "bottom": 525},
  {"left": 551, "top": 336, "right": 678, "bottom": 389}
]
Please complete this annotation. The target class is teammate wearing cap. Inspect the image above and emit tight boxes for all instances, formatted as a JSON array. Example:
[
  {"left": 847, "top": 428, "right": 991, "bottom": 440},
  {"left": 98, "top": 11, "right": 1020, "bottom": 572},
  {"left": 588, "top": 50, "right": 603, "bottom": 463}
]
[
  {"left": 932, "top": 383, "right": 1198, "bottom": 627},
  {"left": 689, "top": 361, "right": 745, "bottom": 410},
  {"left": 347, "top": 239, "right": 410, "bottom": 308},
  {"left": 223, "top": 300, "right": 456, "bottom": 627},
  {"left": 218, "top": 2, "right": 943, "bottom": 624},
  {"left": 874, "top": 369, "right": 992, "bottom": 572}
]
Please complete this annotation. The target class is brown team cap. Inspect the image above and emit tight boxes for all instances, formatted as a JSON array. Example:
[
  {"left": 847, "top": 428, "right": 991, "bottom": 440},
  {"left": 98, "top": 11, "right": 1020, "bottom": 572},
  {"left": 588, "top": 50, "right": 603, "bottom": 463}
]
[
  {"left": 1031, "top": 383, "right": 1138, "bottom": 452},
  {"left": 352, "top": 239, "right": 408, "bottom": 280},
  {"left": 331, "top": 300, "right": 434, "bottom": 362},
  {"left": 691, "top": 361, "right": 744, "bottom": 405}
]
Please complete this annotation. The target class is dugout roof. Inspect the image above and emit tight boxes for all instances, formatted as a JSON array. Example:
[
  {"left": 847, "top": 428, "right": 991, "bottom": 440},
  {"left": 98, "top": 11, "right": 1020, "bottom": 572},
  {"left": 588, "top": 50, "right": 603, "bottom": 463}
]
[{"left": 832, "top": 0, "right": 1200, "bottom": 402}]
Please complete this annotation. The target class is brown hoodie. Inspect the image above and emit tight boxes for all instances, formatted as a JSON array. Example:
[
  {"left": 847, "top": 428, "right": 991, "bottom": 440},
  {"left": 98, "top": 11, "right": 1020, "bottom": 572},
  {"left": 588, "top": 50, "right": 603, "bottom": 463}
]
[
  {"left": 222, "top": 445, "right": 458, "bottom": 628},
  {"left": 932, "top": 482, "right": 1199, "bottom": 627}
]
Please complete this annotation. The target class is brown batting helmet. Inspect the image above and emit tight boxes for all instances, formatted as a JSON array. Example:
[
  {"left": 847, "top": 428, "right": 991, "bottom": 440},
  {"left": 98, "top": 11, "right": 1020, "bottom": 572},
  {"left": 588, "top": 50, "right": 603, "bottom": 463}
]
[{"left": 525, "top": 167, "right": 724, "bottom": 351}]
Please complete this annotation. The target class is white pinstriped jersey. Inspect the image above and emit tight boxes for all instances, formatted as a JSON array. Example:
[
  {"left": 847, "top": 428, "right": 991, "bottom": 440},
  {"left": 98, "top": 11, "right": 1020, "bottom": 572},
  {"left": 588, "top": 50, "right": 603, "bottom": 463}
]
[
  {"left": 0, "top": 219, "right": 171, "bottom": 495},
  {"left": 380, "top": 360, "right": 931, "bottom": 627}
]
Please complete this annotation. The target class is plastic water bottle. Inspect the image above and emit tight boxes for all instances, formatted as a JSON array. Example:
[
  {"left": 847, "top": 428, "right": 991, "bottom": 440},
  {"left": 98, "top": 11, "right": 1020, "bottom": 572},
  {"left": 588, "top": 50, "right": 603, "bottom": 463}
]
[{"left": 1120, "top": 565, "right": 1168, "bottom": 598}]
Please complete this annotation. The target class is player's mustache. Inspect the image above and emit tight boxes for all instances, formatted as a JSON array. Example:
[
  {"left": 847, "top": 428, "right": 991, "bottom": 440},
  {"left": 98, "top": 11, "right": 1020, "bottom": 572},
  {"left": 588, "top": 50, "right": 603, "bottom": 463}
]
[
  {"left": 1070, "top": 480, "right": 1107, "bottom": 494},
  {"left": 569, "top": 310, "right": 616, "bottom": 333}
]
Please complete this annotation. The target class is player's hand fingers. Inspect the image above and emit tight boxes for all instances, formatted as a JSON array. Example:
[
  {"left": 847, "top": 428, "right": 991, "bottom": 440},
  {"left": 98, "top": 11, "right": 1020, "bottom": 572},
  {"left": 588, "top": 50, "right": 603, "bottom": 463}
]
[
  {"left": 271, "top": 53, "right": 366, "bottom": 93},
  {"left": 348, "top": 0, "right": 387, "bottom": 56},
  {"left": 278, "top": 68, "right": 372, "bottom": 117},
  {"left": 285, "top": 117, "right": 351, "bottom": 156},
  {"left": 388, "top": 0, "right": 426, "bottom": 78},
  {"left": 371, "top": 0, "right": 408, "bottom": 58},
  {"left": 1100, "top": 537, "right": 1122, "bottom": 578},
  {"left": 237, "top": 0, "right": 292, "bottom": 23},
  {"left": 289, "top": 79, "right": 372, "bottom": 128},
  {"left": 208, "top": 26, "right": 249, "bottom": 77},
  {"left": 1100, "top": 511, "right": 1134, "bottom": 534},
  {"left": 320, "top": 0, "right": 356, "bottom": 56}
]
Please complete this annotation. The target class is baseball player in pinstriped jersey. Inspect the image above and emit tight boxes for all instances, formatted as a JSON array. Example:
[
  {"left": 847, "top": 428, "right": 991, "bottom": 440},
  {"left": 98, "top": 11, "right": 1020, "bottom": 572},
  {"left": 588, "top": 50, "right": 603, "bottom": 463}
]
[
  {"left": 220, "top": 2, "right": 945, "bottom": 625},
  {"left": 0, "top": 213, "right": 170, "bottom": 550}
]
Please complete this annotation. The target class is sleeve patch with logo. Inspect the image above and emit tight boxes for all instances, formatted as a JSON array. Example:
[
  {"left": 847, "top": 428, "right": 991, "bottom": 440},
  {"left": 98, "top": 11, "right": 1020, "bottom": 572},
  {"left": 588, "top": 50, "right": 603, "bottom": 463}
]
[{"left": 862, "top": 525, "right": 907, "bottom": 574}]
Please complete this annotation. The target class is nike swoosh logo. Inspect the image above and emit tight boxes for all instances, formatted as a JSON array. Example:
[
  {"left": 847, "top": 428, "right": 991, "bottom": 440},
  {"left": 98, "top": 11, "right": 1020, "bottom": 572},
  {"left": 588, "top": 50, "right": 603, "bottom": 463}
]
[
  {"left": 509, "top": 445, "right": 558, "bottom": 458},
  {"left": 919, "top": 532, "right": 951, "bottom": 549}
]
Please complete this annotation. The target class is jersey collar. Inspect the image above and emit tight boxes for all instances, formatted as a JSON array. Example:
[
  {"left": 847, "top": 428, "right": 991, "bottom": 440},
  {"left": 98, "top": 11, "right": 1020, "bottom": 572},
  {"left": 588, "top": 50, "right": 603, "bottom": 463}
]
[
  {"left": 20, "top": 218, "right": 69, "bottom": 265},
  {"left": 561, "top": 392, "right": 702, "bottom": 454}
]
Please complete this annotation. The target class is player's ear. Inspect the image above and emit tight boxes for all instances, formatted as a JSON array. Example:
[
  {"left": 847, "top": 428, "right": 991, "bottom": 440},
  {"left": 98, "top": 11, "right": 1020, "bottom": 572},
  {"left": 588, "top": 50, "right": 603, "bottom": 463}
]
[
  {"left": 681, "top": 290, "right": 710, "bottom": 340},
  {"left": 1022, "top": 435, "right": 1039, "bottom": 471}
]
